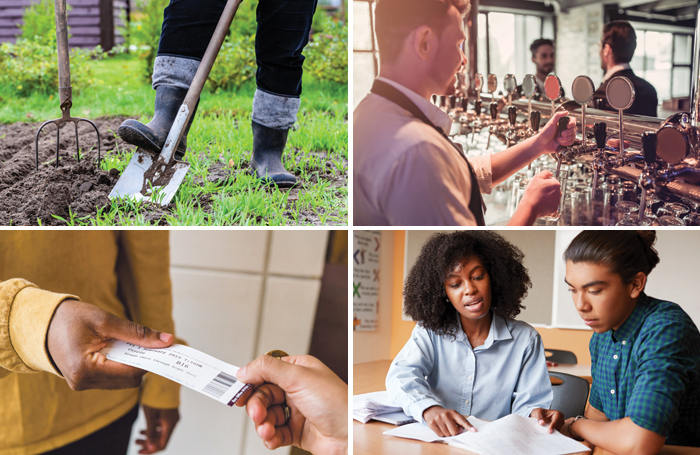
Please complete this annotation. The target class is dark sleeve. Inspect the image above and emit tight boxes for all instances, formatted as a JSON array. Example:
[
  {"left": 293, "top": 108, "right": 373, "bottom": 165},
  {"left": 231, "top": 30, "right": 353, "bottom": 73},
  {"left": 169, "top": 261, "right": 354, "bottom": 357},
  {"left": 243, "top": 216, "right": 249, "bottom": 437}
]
[{"left": 626, "top": 310, "right": 700, "bottom": 437}]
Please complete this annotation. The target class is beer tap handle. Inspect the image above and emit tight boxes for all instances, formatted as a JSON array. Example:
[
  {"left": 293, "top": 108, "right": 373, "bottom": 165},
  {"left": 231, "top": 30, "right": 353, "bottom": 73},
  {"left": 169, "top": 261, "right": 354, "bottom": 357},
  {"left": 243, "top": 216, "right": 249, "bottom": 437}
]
[
  {"left": 474, "top": 99, "right": 482, "bottom": 115},
  {"left": 460, "top": 97, "right": 468, "bottom": 112},
  {"left": 594, "top": 122, "right": 607, "bottom": 151},
  {"left": 557, "top": 117, "right": 569, "bottom": 137},
  {"left": 507, "top": 106, "right": 517, "bottom": 126},
  {"left": 642, "top": 132, "right": 657, "bottom": 165},
  {"left": 530, "top": 111, "right": 541, "bottom": 133},
  {"left": 489, "top": 102, "right": 498, "bottom": 120},
  {"left": 431, "top": 94, "right": 437, "bottom": 105},
  {"left": 448, "top": 96, "right": 456, "bottom": 110}
]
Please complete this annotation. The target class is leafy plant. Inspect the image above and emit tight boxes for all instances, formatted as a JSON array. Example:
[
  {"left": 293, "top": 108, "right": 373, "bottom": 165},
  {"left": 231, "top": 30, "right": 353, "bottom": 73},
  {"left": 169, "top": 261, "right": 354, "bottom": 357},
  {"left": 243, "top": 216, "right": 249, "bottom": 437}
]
[
  {"left": 19, "top": 0, "right": 60, "bottom": 45},
  {"left": 206, "top": 35, "right": 257, "bottom": 92},
  {"left": 0, "top": 39, "right": 103, "bottom": 97},
  {"left": 116, "top": 0, "right": 168, "bottom": 80},
  {"left": 0, "top": 0, "right": 103, "bottom": 96},
  {"left": 304, "top": 12, "right": 347, "bottom": 84}
]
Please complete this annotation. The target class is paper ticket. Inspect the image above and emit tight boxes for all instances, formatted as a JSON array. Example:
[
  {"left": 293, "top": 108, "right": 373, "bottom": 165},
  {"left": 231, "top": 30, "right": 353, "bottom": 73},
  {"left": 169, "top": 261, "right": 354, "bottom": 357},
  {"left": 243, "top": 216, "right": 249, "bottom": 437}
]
[{"left": 100, "top": 340, "right": 252, "bottom": 407}]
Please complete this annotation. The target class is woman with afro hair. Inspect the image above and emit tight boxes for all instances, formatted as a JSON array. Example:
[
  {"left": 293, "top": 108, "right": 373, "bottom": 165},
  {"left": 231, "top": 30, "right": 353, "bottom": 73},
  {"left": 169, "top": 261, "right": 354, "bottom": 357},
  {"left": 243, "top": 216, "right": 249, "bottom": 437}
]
[{"left": 386, "top": 230, "right": 563, "bottom": 437}]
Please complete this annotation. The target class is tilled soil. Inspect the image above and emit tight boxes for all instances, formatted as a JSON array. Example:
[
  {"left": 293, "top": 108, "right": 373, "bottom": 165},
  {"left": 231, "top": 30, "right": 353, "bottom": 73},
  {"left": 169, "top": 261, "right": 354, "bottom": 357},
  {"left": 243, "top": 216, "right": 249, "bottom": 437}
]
[
  {"left": 0, "top": 116, "right": 346, "bottom": 226},
  {"left": 0, "top": 117, "right": 126, "bottom": 225}
]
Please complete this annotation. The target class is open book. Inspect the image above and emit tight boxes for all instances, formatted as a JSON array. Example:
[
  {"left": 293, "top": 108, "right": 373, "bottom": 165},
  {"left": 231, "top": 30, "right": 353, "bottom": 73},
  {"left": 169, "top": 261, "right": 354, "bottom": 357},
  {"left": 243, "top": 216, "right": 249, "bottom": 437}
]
[{"left": 384, "top": 414, "right": 590, "bottom": 455}]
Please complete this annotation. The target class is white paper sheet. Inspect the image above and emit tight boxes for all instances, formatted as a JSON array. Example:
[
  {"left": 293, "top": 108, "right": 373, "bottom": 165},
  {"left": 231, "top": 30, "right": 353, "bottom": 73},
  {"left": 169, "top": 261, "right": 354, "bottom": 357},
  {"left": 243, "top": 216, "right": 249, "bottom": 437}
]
[
  {"left": 100, "top": 340, "right": 252, "bottom": 406},
  {"left": 384, "top": 414, "right": 589, "bottom": 455}
]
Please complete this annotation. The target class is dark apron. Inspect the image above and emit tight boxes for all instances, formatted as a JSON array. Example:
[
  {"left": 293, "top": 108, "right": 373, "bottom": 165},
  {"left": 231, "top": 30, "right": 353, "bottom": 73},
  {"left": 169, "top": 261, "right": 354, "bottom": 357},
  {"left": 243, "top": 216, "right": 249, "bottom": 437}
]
[{"left": 370, "top": 79, "right": 486, "bottom": 225}]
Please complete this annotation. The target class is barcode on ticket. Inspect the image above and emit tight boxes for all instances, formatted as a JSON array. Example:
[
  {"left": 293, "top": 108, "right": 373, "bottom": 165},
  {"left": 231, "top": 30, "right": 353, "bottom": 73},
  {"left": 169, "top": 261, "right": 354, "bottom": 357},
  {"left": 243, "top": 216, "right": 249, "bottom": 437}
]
[{"left": 203, "top": 371, "right": 238, "bottom": 399}]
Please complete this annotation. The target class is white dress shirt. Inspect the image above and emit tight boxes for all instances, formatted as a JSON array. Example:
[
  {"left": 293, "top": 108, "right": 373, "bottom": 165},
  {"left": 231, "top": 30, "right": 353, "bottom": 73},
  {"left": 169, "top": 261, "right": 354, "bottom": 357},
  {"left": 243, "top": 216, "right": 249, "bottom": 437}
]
[
  {"left": 603, "top": 63, "right": 631, "bottom": 83},
  {"left": 353, "top": 77, "right": 494, "bottom": 226}
]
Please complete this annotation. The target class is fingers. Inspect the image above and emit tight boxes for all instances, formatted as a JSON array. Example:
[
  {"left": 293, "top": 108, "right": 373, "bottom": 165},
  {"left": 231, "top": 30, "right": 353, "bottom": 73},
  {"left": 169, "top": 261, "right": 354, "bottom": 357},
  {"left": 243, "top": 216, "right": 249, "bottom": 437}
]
[
  {"left": 453, "top": 412, "right": 476, "bottom": 433},
  {"left": 256, "top": 422, "right": 294, "bottom": 450},
  {"left": 246, "top": 384, "right": 286, "bottom": 425},
  {"left": 534, "top": 170, "right": 553, "bottom": 180},
  {"left": 237, "top": 355, "right": 298, "bottom": 388},
  {"left": 77, "top": 352, "right": 147, "bottom": 389},
  {"left": 99, "top": 313, "right": 174, "bottom": 349}
]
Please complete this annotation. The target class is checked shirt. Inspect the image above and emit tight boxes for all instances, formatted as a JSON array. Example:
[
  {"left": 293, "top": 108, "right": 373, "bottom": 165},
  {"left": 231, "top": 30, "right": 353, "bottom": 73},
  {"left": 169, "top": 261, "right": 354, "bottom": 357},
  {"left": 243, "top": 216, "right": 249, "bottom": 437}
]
[{"left": 589, "top": 293, "right": 700, "bottom": 446}]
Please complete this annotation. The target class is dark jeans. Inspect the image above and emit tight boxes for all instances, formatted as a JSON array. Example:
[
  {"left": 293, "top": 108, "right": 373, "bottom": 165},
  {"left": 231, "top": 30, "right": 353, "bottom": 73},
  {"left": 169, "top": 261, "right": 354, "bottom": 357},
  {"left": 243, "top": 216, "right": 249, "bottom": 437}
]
[
  {"left": 158, "top": 0, "right": 318, "bottom": 97},
  {"left": 41, "top": 405, "right": 139, "bottom": 455}
]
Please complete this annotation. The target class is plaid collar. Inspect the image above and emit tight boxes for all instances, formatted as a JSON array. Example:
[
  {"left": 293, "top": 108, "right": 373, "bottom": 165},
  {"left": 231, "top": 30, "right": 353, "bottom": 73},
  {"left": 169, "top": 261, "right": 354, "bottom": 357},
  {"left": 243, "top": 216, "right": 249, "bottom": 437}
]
[{"left": 611, "top": 293, "right": 651, "bottom": 343}]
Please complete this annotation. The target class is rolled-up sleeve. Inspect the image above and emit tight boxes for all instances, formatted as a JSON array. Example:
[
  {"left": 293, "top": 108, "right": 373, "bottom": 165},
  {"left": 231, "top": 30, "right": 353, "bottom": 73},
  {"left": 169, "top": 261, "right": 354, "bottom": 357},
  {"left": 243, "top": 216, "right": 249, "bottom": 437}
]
[
  {"left": 468, "top": 154, "right": 494, "bottom": 195},
  {"left": 386, "top": 326, "right": 442, "bottom": 423},
  {"left": 0, "top": 279, "right": 78, "bottom": 378},
  {"left": 511, "top": 332, "right": 553, "bottom": 417}
]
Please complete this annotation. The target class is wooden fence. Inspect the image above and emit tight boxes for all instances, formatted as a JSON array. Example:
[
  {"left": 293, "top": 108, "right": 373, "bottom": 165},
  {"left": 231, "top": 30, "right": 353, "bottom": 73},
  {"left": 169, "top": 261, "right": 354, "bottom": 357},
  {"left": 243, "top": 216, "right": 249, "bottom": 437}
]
[{"left": 0, "top": 0, "right": 128, "bottom": 50}]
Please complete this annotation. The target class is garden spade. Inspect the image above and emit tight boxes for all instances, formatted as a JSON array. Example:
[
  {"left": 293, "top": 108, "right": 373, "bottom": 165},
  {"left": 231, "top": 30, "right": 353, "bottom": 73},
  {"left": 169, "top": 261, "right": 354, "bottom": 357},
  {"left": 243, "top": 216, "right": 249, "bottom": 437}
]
[
  {"left": 109, "top": 0, "right": 243, "bottom": 205},
  {"left": 35, "top": 0, "right": 101, "bottom": 170}
]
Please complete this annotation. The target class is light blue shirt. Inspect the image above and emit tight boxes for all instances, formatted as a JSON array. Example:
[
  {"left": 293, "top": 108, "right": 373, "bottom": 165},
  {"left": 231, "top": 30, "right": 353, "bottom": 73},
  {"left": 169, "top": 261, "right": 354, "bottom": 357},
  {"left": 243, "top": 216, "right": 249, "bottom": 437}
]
[{"left": 386, "top": 312, "right": 553, "bottom": 423}]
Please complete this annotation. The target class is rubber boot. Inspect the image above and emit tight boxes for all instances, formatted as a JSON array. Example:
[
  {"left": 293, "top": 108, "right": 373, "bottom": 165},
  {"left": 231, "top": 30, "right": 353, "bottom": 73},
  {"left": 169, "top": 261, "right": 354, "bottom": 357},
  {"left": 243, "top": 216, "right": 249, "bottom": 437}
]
[
  {"left": 251, "top": 121, "right": 297, "bottom": 188},
  {"left": 117, "top": 86, "right": 197, "bottom": 160}
]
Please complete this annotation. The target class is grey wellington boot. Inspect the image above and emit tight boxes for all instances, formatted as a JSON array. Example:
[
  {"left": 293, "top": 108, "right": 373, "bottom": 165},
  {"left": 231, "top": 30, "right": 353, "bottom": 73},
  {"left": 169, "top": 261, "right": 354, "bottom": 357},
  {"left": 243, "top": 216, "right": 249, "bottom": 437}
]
[
  {"left": 117, "top": 86, "right": 197, "bottom": 160},
  {"left": 251, "top": 121, "right": 297, "bottom": 188}
]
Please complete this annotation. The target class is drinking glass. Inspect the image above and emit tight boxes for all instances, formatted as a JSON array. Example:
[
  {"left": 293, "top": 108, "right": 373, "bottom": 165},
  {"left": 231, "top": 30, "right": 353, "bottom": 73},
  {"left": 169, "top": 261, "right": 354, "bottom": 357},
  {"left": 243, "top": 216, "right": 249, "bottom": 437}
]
[
  {"left": 657, "top": 215, "right": 685, "bottom": 226},
  {"left": 539, "top": 168, "right": 568, "bottom": 222},
  {"left": 571, "top": 183, "right": 592, "bottom": 226}
]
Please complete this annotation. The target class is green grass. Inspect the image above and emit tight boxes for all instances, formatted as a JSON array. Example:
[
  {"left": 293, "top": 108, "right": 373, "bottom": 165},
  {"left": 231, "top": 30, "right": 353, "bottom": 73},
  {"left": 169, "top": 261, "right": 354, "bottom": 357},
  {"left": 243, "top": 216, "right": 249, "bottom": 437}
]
[{"left": 0, "top": 52, "right": 348, "bottom": 226}]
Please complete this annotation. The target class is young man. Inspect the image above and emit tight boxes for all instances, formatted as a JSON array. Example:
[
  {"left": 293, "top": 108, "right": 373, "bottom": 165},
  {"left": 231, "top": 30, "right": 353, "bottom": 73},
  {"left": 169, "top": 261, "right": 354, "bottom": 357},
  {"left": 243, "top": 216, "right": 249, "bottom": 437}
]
[
  {"left": 593, "top": 21, "right": 658, "bottom": 117},
  {"left": 353, "top": 0, "right": 577, "bottom": 226},
  {"left": 516, "top": 39, "right": 563, "bottom": 100},
  {"left": 561, "top": 231, "right": 700, "bottom": 454}
]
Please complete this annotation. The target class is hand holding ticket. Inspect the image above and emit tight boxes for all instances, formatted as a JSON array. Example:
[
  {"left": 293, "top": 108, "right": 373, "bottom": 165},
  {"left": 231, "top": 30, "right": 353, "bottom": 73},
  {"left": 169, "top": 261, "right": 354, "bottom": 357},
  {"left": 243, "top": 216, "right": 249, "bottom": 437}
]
[{"left": 100, "top": 340, "right": 252, "bottom": 406}]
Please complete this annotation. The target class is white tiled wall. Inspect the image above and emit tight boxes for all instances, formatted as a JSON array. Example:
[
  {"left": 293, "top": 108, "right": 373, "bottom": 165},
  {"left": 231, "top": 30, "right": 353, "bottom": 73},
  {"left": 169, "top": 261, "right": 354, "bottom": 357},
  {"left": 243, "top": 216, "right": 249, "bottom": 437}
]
[{"left": 127, "top": 230, "right": 329, "bottom": 455}]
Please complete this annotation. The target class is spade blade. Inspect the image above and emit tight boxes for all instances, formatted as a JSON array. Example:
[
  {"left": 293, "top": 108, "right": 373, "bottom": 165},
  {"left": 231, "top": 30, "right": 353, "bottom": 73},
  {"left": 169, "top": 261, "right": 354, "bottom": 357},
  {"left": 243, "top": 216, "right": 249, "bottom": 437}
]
[{"left": 108, "top": 148, "right": 190, "bottom": 206}]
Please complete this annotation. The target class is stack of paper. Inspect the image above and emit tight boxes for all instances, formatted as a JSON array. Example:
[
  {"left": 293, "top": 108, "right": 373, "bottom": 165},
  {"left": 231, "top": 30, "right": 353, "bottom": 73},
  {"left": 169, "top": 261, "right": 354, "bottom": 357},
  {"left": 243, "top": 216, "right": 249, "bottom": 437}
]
[
  {"left": 353, "top": 391, "right": 414, "bottom": 424},
  {"left": 384, "top": 414, "right": 590, "bottom": 455}
]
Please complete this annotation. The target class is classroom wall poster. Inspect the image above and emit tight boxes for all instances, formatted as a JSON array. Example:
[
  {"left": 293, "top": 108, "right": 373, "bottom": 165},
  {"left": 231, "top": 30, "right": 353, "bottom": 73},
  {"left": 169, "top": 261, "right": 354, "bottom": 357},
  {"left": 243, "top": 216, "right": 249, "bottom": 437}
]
[{"left": 353, "top": 231, "right": 380, "bottom": 331}]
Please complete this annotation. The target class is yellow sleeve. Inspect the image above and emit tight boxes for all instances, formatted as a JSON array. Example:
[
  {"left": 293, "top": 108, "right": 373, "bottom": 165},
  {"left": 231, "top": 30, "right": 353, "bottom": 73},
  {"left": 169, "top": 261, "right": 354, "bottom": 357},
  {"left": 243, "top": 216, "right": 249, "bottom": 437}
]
[
  {"left": 0, "top": 278, "right": 78, "bottom": 378},
  {"left": 115, "top": 232, "right": 182, "bottom": 409}
]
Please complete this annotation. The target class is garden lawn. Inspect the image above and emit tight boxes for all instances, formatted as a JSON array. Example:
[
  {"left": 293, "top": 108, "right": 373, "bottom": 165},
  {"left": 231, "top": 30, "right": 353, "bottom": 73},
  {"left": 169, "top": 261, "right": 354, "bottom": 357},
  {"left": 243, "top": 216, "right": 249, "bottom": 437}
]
[{"left": 0, "top": 52, "right": 348, "bottom": 226}]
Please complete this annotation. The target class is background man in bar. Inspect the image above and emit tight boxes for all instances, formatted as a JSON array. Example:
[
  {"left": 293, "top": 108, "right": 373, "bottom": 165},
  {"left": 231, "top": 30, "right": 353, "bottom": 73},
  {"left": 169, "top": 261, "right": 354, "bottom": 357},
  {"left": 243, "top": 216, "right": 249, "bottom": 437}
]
[
  {"left": 353, "top": 0, "right": 577, "bottom": 226},
  {"left": 594, "top": 21, "right": 658, "bottom": 117},
  {"left": 517, "top": 38, "right": 561, "bottom": 100}
]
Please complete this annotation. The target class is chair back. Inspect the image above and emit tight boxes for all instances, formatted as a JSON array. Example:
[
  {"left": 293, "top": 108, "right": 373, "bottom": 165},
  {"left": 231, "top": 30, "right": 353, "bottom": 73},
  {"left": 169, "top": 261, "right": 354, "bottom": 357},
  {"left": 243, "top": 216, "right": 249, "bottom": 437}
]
[
  {"left": 545, "top": 348, "right": 578, "bottom": 364},
  {"left": 549, "top": 371, "right": 590, "bottom": 419}
]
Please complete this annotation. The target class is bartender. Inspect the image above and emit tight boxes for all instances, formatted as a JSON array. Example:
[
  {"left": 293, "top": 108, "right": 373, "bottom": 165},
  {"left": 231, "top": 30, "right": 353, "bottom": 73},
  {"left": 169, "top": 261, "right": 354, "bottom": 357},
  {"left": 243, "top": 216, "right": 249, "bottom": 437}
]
[
  {"left": 594, "top": 21, "right": 658, "bottom": 117},
  {"left": 353, "top": 0, "right": 577, "bottom": 226}
]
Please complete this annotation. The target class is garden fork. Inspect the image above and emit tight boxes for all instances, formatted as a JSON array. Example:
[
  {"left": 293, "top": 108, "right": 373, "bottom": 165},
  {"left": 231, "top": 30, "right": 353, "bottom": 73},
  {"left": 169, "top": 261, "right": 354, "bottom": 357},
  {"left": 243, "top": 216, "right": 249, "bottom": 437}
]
[{"left": 34, "top": 0, "right": 100, "bottom": 170}]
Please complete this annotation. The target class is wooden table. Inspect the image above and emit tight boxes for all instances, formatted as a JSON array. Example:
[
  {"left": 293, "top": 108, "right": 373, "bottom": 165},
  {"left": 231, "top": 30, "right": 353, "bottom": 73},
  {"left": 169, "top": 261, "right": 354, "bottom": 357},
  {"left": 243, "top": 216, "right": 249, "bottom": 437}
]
[{"left": 353, "top": 360, "right": 700, "bottom": 455}]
